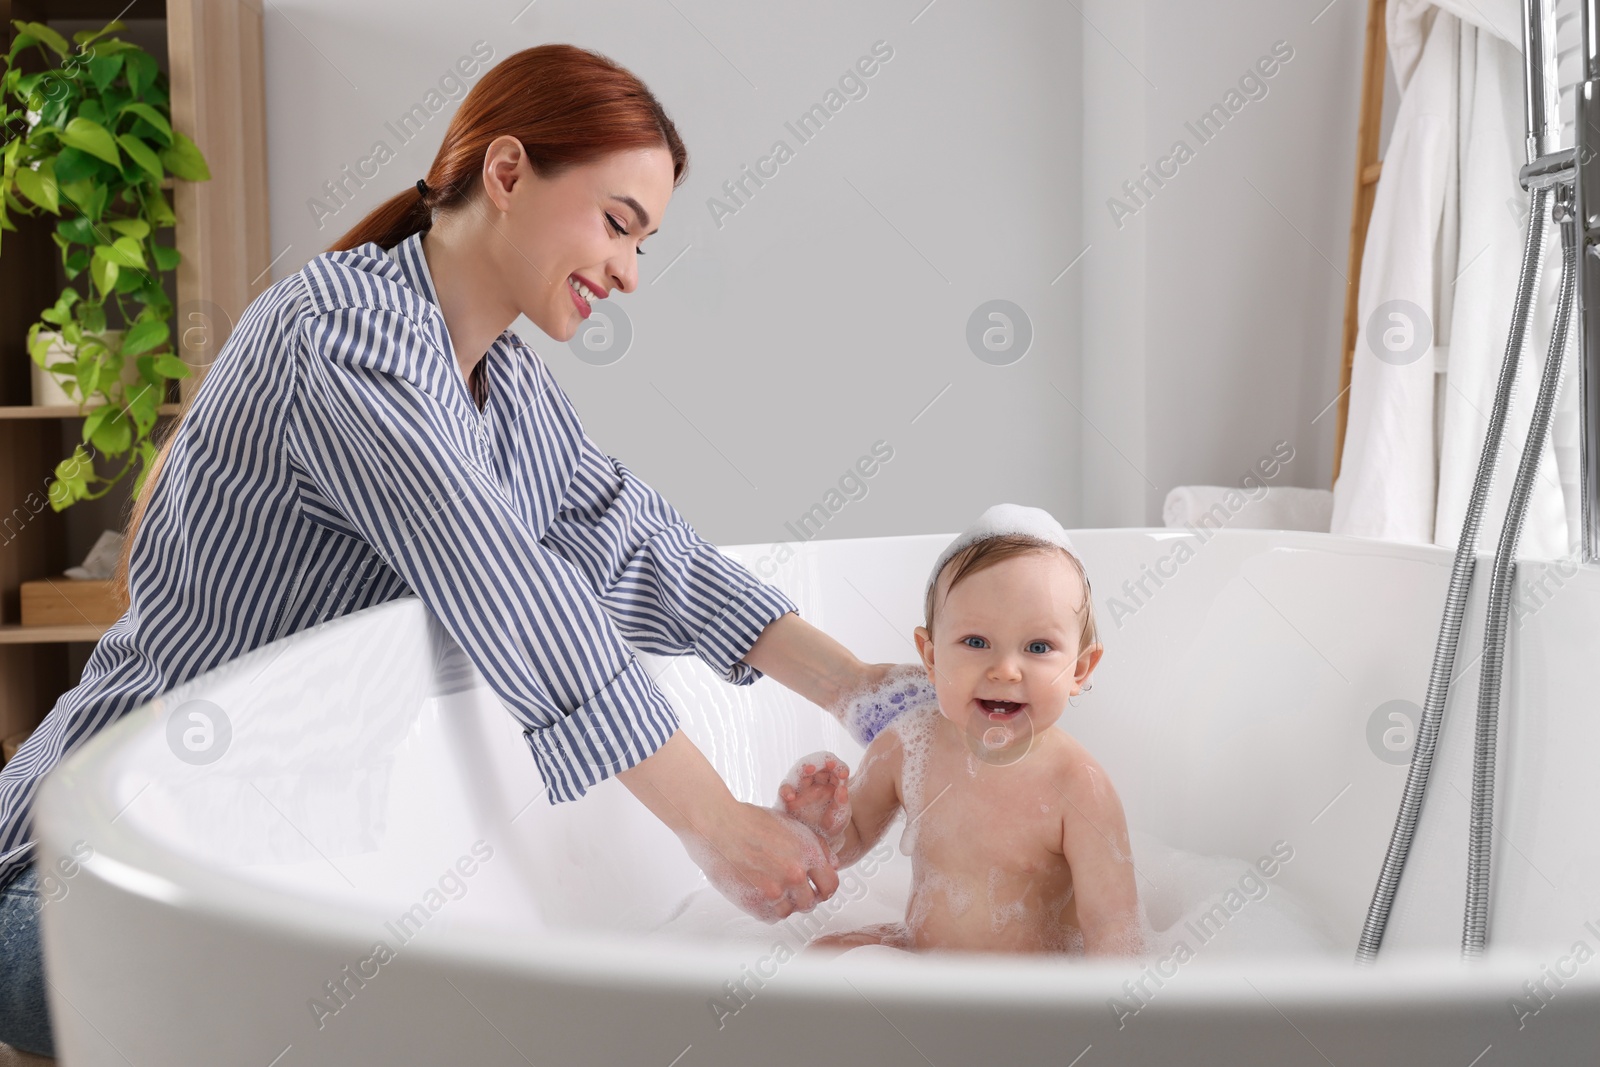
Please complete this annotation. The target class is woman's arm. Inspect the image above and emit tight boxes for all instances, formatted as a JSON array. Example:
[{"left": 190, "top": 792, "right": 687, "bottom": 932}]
[
  {"left": 536, "top": 412, "right": 798, "bottom": 691},
  {"left": 290, "top": 305, "right": 836, "bottom": 919},
  {"left": 742, "top": 611, "right": 894, "bottom": 712},
  {"left": 620, "top": 730, "right": 840, "bottom": 920},
  {"left": 533, "top": 401, "right": 895, "bottom": 713}
]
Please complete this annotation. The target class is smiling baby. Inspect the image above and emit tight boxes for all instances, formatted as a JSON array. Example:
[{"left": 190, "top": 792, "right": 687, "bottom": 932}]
[{"left": 778, "top": 504, "right": 1143, "bottom": 955}]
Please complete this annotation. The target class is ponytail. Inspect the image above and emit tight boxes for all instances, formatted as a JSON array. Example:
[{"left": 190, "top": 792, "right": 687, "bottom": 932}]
[
  {"left": 328, "top": 43, "right": 688, "bottom": 253},
  {"left": 113, "top": 44, "right": 688, "bottom": 605}
]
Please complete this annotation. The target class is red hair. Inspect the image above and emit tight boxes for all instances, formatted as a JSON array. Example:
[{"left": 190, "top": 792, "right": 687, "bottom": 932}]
[
  {"left": 114, "top": 43, "right": 689, "bottom": 605},
  {"left": 330, "top": 43, "right": 688, "bottom": 251}
]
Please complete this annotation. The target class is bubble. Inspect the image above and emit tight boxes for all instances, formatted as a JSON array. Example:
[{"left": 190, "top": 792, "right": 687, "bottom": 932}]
[{"left": 964, "top": 706, "right": 1035, "bottom": 766}]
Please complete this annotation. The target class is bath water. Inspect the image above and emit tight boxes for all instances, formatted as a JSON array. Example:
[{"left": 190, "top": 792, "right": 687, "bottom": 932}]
[
  {"left": 646, "top": 823, "right": 1340, "bottom": 961},
  {"left": 663, "top": 672, "right": 1340, "bottom": 959}
]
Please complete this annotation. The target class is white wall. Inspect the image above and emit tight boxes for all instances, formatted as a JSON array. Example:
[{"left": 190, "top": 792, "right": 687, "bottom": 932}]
[
  {"left": 262, "top": 0, "right": 1366, "bottom": 544},
  {"left": 1081, "top": 0, "right": 1371, "bottom": 527}
]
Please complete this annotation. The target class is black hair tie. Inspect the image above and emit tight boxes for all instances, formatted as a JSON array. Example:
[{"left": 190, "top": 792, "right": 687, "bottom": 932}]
[{"left": 415, "top": 178, "right": 429, "bottom": 197}]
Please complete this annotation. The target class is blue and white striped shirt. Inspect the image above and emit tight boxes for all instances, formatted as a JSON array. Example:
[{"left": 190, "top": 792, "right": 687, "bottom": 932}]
[{"left": 0, "top": 229, "right": 799, "bottom": 889}]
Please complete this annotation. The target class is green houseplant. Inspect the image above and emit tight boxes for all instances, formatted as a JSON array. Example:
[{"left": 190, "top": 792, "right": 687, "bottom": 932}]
[{"left": 1, "top": 18, "right": 211, "bottom": 508}]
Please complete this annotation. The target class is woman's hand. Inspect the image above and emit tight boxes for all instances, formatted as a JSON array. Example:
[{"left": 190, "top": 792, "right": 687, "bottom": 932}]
[
  {"left": 617, "top": 730, "right": 840, "bottom": 922},
  {"left": 683, "top": 801, "right": 841, "bottom": 922}
]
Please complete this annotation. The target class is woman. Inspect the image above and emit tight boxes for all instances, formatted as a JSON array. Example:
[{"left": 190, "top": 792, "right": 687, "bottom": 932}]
[{"left": 0, "top": 44, "right": 893, "bottom": 1058}]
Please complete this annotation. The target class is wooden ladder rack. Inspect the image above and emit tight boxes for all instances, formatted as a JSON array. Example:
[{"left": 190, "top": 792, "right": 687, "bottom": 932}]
[{"left": 1332, "top": 0, "right": 1390, "bottom": 485}]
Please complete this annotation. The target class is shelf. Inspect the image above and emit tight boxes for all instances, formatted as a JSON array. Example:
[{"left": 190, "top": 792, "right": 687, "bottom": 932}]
[
  {"left": 0, "top": 404, "right": 183, "bottom": 419},
  {"left": 0, "top": 0, "right": 267, "bottom": 741},
  {"left": 0, "top": 623, "right": 110, "bottom": 644},
  {"left": 12, "top": 0, "right": 159, "bottom": 17}
]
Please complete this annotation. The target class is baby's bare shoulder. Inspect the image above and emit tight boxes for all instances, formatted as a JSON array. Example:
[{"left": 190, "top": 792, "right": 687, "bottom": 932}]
[
  {"left": 875, "top": 705, "right": 939, "bottom": 759},
  {"left": 858, "top": 711, "right": 917, "bottom": 781},
  {"left": 1041, "top": 729, "right": 1125, "bottom": 812}
]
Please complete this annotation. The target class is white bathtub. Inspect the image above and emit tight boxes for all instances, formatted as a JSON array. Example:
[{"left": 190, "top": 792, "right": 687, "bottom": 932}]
[{"left": 30, "top": 528, "right": 1600, "bottom": 1064}]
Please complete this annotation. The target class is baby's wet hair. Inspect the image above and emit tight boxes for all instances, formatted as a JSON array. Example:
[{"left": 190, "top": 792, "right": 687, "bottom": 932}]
[{"left": 922, "top": 534, "right": 1100, "bottom": 655}]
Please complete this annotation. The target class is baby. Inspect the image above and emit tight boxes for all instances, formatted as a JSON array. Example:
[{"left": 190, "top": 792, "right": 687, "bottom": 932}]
[{"left": 778, "top": 504, "right": 1142, "bottom": 956}]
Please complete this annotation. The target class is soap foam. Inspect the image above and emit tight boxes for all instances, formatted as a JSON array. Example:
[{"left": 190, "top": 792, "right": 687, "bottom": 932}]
[
  {"left": 646, "top": 823, "right": 1338, "bottom": 964},
  {"left": 986, "top": 866, "right": 1031, "bottom": 933},
  {"left": 776, "top": 750, "right": 851, "bottom": 840},
  {"left": 778, "top": 750, "right": 841, "bottom": 795},
  {"left": 887, "top": 702, "right": 942, "bottom": 856},
  {"left": 837, "top": 663, "right": 940, "bottom": 745},
  {"left": 910, "top": 864, "right": 973, "bottom": 929},
  {"left": 678, "top": 810, "right": 836, "bottom": 924},
  {"left": 1128, "top": 830, "right": 1339, "bottom": 959},
  {"left": 924, "top": 503, "right": 1081, "bottom": 602}
]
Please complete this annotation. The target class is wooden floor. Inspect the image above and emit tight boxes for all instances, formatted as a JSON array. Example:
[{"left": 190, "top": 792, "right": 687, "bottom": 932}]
[{"left": 0, "top": 1042, "right": 53, "bottom": 1065}]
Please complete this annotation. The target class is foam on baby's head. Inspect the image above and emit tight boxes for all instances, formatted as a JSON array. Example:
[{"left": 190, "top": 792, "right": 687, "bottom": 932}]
[{"left": 922, "top": 503, "right": 1099, "bottom": 653}]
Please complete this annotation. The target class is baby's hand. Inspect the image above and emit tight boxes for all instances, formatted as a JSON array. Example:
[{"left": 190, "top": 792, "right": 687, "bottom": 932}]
[{"left": 777, "top": 751, "right": 851, "bottom": 850}]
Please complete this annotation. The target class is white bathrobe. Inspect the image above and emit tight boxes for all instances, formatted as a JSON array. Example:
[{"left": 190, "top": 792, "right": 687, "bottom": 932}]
[{"left": 1331, "top": 0, "right": 1578, "bottom": 562}]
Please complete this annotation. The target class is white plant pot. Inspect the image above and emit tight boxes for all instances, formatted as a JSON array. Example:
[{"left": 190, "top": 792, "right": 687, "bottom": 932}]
[{"left": 31, "top": 329, "right": 134, "bottom": 407}]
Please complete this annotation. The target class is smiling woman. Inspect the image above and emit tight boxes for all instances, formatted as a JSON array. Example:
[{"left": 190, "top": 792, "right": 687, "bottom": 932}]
[{"left": 0, "top": 43, "right": 889, "bottom": 1060}]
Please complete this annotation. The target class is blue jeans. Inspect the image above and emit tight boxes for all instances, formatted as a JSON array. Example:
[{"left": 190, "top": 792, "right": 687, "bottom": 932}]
[{"left": 0, "top": 865, "right": 54, "bottom": 1057}]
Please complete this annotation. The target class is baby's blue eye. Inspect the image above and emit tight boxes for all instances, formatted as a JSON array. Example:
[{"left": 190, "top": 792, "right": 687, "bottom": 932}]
[{"left": 1028, "top": 641, "right": 1051, "bottom": 654}]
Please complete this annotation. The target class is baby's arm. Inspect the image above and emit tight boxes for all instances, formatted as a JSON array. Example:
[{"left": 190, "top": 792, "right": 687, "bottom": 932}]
[
  {"left": 777, "top": 730, "right": 904, "bottom": 867},
  {"left": 1057, "top": 752, "right": 1142, "bottom": 956}
]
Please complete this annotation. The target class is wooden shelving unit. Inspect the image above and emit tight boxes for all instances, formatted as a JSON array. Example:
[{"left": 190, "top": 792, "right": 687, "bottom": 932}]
[
  {"left": 0, "top": 624, "right": 111, "bottom": 645},
  {"left": 0, "top": 0, "right": 269, "bottom": 754},
  {"left": 0, "top": 403, "right": 183, "bottom": 419}
]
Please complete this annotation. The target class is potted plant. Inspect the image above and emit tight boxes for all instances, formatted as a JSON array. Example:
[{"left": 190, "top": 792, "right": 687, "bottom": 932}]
[{"left": 1, "top": 18, "right": 211, "bottom": 508}]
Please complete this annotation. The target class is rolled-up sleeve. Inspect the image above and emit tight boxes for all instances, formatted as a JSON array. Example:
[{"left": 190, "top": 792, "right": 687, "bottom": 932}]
[
  {"left": 539, "top": 426, "right": 799, "bottom": 687},
  {"left": 287, "top": 307, "right": 681, "bottom": 802}
]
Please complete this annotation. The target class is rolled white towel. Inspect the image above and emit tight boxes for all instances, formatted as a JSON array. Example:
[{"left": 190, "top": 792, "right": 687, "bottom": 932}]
[{"left": 1163, "top": 485, "right": 1333, "bottom": 533}]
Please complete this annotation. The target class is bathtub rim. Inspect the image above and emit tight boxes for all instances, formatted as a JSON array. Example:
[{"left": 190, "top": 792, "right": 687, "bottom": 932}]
[{"left": 32, "top": 525, "right": 1600, "bottom": 1014}]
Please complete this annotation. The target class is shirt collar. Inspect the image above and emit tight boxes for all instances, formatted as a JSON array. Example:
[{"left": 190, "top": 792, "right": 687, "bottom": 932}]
[
  {"left": 382, "top": 229, "right": 525, "bottom": 414},
  {"left": 384, "top": 230, "right": 442, "bottom": 310},
  {"left": 381, "top": 230, "right": 521, "bottom": 361}
]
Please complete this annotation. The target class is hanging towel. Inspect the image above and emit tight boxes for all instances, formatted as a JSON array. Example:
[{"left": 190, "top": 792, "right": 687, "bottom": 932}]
[{"left": 1331, "top": 0, "right": 1575, "bottom": 561}]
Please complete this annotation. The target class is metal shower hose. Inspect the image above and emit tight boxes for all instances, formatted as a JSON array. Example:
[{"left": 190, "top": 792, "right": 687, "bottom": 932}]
[{"left": 1354, "top": 181, "right": 1575, "bottom": 964}]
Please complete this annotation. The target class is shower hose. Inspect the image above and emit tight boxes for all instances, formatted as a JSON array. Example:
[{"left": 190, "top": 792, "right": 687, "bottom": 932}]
[
  {"left": 1462, "top": 186, "right": 1578, "bottom": 959},
  {"left": 1354, "top": 180, "right": 1576, "bottom": 965}
]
